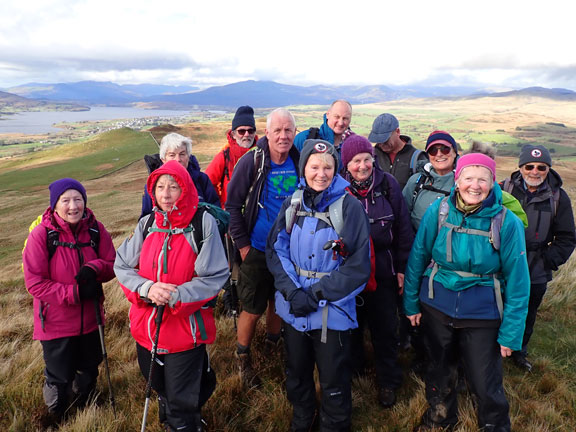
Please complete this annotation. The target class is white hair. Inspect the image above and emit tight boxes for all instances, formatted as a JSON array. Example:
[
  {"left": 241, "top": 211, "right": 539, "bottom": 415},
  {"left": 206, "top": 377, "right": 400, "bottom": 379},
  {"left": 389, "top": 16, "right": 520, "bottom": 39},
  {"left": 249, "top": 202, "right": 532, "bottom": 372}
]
[
  {"left": 266, "top": 108, "right": 296, "bottom": 130},
  {"left": 159, "top": 133, "right": 192, "bottom": 159}
]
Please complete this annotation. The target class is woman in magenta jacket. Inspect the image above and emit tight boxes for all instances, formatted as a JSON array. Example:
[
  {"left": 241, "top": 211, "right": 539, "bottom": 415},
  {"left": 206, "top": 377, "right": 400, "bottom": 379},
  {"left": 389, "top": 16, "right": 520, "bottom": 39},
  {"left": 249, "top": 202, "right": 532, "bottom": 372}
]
[{"left": 23, "top": 178, "right": 116, "bottom": 423}]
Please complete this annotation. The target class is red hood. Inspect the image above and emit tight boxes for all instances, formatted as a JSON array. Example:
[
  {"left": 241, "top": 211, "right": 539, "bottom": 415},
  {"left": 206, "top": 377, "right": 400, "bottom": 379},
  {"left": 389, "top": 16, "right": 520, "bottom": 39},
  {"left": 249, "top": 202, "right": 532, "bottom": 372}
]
[{"left": 146, "top": 160, "right": 199, "bottom": 228}]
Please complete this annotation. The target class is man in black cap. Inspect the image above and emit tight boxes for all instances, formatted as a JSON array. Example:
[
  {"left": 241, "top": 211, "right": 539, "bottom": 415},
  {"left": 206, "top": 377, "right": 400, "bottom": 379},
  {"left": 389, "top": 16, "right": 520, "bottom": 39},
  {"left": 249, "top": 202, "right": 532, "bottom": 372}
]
[
  {"left": 369, "top": 113, "right": 428, "bottom": 190},
  {"left": 501, "top": 144, "right": 576, "bottom": 372},
  {"left": 206, "top": 105, "right": 259, "bottom": 207}
]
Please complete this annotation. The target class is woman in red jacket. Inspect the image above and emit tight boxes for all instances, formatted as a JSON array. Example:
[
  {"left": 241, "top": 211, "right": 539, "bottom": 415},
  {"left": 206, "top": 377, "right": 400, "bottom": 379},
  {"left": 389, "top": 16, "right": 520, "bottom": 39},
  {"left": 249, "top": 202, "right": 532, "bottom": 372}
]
[
  {"left": 23, "top": 178, "right": 116, "bottom": 424},
  {"left": 115, "top": 160, "right": 228, "bottom": 431}
]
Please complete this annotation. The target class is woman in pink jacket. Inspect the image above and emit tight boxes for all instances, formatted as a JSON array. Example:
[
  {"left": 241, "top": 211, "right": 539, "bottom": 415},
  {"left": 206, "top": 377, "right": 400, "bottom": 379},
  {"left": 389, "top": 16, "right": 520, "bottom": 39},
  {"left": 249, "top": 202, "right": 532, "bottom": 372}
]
[
  {"left": 23, "top": 178, "right": 116, "bottom": 423},
  {"left": 115, "top": 160, "right": 228, "bottom": 431}
]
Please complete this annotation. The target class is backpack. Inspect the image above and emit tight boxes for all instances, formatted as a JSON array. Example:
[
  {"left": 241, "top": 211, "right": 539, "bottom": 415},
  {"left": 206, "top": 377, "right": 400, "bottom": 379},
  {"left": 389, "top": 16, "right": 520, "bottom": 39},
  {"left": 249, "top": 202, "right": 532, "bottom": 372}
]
[
  {"left": 409, "top": 149, "right": 425, "bottom": 175},
  {"left": 142, "top": 202, "right": 230, "bottom": 253},
  {"left": 427, "top": 197, "right": 507, "bottom": 318},
  {"left": 307, "top": 127, "right": 320, "bottom": 140},
  {"left": 22, "top": 215, "right": 100, "bottom": 270},
  {"left": 411, "top": 163, "right": 451, "bottom": 206}
]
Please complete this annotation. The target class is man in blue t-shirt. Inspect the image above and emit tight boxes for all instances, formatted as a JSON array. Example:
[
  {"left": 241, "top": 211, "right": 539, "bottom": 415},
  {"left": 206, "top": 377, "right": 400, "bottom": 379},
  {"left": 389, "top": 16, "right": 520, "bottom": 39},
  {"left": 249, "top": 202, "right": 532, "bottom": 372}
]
[{"left": 226, "top": 108, "right": 300, "bottom": 387}]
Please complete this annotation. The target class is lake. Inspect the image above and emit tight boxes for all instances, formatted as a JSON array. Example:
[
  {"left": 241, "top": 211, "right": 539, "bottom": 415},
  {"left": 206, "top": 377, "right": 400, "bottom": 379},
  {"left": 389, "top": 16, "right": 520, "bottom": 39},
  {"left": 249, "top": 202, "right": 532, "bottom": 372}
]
[{"left": 0, "top": 107, "right": 191, "bottom": 134}]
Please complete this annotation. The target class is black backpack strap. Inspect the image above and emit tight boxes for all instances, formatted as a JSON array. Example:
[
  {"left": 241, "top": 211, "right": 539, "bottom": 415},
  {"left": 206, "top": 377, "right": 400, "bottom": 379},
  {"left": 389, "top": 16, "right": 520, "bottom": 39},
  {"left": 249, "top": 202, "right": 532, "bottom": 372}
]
[
  {"left": 142, "top": 213, "right": 156, "bottom": 241},
  {"left": 220, "top": 148, "right": 231, "bottom": 185},
  {"left": 191, "top": 207, "right": 206, "bottom": 254},
  {"left": 46, "top": 218, "right": 100, "bottom": 260}
]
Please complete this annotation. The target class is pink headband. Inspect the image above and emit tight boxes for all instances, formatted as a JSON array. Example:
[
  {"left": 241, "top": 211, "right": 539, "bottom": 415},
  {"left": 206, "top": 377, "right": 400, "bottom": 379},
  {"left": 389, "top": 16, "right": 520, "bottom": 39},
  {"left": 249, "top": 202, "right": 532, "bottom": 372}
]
[{"left": 455, "top": 153, "right": 496, "bottom": 181}]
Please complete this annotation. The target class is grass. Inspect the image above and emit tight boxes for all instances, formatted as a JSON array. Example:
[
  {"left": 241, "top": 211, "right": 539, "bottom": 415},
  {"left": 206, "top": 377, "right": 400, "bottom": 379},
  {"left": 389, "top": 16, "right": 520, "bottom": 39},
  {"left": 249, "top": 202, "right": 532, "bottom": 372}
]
[{"left": 1, "top": 97, "right": 576, "bottom": 430}]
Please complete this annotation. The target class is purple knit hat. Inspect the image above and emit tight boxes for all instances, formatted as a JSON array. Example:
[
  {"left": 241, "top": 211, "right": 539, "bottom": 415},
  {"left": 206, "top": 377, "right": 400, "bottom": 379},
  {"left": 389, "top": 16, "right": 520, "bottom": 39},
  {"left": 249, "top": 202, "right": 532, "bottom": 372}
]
[
  {"left": 340, "top": 134, "right": 374, "bottom": 168},
  {"left": 49, "top": 178, "right": 87, "bottom": 209},
  {"left": 455, "top": 153, "right": 496, "bottom": 181}
]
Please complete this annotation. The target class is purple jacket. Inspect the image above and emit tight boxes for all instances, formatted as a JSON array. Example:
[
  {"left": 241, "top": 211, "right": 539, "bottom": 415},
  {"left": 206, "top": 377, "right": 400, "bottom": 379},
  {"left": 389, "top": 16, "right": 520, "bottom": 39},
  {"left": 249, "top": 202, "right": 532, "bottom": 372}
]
[
  {"left": 23, "top": 208, "right": 116, "bottom": 340},
  {"left": 347, "top": 167, "right": 414, "bottom": 281}
]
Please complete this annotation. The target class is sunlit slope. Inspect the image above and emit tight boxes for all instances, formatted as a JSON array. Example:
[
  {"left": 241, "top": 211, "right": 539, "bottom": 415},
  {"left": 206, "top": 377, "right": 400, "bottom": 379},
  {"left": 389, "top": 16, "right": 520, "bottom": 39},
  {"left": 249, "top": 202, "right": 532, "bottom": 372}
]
[{"left": 0, "top": 128, "right": 158, "bottom": 191}]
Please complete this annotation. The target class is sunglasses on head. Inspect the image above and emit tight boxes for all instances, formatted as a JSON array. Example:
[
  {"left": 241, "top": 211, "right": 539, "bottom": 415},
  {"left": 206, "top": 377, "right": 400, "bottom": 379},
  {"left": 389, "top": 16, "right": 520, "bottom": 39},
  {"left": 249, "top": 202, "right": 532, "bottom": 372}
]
[
  {"left": 523, "top": 164, "right": 548, "bottom": 172},
  {"left": 235, "top": 128, "right": 255, "bottom": 136},
  {"left": 427, "top": 145, "right": 452, "bottom": 156}
]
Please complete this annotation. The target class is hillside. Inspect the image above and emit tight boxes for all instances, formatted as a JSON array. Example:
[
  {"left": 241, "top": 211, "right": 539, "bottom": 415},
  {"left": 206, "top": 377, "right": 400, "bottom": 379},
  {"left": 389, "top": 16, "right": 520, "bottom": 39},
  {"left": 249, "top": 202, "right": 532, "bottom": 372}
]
[
  {"left": 1, "top": 104, "right": 575, "bottom": 431},
  {"left": 0, "top": 90, "right": 89, "bottom": 113}
]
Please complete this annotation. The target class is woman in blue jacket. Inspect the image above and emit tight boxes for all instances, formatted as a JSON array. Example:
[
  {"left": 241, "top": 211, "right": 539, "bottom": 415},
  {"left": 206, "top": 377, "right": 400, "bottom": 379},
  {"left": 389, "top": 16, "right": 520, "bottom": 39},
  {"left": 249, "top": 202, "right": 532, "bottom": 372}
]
[
  {"left": 267, "top": 139, "right": 370, "bottom": 432},
  {"left": 404, "top": 153, "right": 530, "bottom": 432}
]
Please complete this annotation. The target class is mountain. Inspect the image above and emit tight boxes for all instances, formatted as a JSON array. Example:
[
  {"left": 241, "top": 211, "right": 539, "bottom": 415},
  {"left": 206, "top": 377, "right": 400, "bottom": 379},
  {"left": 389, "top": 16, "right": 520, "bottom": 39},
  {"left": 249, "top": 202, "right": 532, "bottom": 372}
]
[
  {"left": 6, "top": 81, "right": 198, "bottom": 105},
  {"left": 467, "top": 86, "right": 576, "bottom": 101},
  {"left": 4, "top": 80, "right": 576, "bottom": 109},
  {"left": 0, "top": 90, "right": 88, "bottom": 112}
]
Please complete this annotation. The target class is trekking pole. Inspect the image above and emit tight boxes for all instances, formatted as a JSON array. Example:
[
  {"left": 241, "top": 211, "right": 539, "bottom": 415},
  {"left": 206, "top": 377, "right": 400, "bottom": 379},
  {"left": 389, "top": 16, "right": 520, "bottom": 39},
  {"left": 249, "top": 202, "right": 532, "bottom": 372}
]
[
  {"left": 141, "top": 305, "right": 165, "bottom": 432},
  {"left": 93, "top": 299, "right": 116, "bottom": 416}
]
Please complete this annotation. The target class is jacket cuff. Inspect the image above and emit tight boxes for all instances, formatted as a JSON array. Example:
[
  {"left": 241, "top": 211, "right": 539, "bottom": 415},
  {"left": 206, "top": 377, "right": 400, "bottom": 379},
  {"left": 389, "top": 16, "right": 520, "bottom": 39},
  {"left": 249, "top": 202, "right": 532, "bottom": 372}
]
[
  {"left": 138, "top": 280, "right": 154, "bottom": 299},
  {"left": 168, "top": 290, "right": 180, "bottom": 308}
]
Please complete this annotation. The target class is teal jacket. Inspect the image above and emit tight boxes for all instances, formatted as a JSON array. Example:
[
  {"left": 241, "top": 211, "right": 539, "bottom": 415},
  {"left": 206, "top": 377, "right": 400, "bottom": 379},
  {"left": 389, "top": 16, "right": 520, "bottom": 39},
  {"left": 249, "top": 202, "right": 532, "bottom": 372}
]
[{"left": 403, "top": 184, "right": 530, "bottom": 350}]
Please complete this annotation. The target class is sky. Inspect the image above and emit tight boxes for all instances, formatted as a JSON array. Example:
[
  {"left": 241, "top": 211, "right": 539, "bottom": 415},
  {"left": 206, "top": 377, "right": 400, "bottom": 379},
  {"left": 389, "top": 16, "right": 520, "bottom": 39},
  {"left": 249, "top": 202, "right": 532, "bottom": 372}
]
[{"left": 1, "top": 0, "right": 575, "bottom": 91}]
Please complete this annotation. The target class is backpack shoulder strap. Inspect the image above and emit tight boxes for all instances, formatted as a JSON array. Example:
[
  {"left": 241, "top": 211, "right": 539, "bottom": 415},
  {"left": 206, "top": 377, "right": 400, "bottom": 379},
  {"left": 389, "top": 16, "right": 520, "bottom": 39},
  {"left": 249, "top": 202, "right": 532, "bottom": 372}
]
[
  {"left": 437, "top": 197, "right": 450, "bottom": 232},
  {"left": 142, "top": 212, "right": 156, "bottom": 241},
  {"left": 285, "top": 189, "right": 303, "bottom": 234},
  {"left": 502, "top": 177, "right": 513, "bottom": 194},
  {"left": 552, "top": 189, "right": 560, "bottom": 216},
  {"left": 489, "top": 207, "right": 507, "bottom": 251},
  {"left": 409, "top": 149, "right": 424, "bottom": 174},
  {"left": 46, "top": 228, "right": 60, "bottom": 260},
  {"left": 328, "top": 194, "right": 346, "bottom": 236},
  {"left": 88, "top": 220, "right": 100, "bottom": 255},
  {"left": 220, "top": 148, "right": 231, "bottom": 185}
]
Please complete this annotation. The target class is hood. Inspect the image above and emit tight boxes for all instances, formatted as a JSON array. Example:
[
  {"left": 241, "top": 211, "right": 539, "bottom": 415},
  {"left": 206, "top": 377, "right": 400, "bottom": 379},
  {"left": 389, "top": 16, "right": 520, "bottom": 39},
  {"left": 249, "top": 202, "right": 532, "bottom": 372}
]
[
  {"left": 318, "top": 113, "right": 336, "bottom": 143},
  {"left": 146, "top": 160, "right": 199, "bottom": 228}
]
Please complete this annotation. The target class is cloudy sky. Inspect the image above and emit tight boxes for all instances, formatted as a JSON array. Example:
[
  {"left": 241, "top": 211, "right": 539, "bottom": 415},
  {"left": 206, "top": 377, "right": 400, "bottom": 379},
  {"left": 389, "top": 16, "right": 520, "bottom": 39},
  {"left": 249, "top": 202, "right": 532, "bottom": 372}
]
[{"left": 1, "top": 0, "right": 575, "bottom": 91}]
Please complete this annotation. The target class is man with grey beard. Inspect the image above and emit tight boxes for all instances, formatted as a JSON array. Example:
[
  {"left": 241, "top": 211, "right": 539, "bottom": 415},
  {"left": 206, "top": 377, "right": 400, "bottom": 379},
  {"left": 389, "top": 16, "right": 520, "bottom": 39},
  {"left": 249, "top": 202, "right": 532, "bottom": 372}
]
[
  {"left": 206, "top": 105, "right": 258, "bottom": 207},
  {"left": 501, "top": 144, "right": 576, "bottom": 372}
]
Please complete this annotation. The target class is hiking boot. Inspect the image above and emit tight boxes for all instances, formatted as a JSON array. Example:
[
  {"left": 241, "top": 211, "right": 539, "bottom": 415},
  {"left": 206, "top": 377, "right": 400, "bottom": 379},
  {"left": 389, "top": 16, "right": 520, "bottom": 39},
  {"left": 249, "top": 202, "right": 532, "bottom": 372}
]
[
  {"left": 378, "top": 387, "right": 397, "bottom": 408},
  {"left": 236, "top": 352, "right": 261, "bottom": 388},
  {"left": 512, "top": 355, "right": 533, "bottom": 373},
  {"left": 413, "top": 423, "right": 456, "bottom": 432}
]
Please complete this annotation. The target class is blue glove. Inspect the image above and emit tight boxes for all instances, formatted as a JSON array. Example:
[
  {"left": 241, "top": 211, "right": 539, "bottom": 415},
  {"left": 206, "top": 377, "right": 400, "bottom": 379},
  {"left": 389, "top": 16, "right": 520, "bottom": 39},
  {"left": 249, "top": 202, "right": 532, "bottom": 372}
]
[{"left": 288, "top": 289, "right": 318, "bottom": 317}]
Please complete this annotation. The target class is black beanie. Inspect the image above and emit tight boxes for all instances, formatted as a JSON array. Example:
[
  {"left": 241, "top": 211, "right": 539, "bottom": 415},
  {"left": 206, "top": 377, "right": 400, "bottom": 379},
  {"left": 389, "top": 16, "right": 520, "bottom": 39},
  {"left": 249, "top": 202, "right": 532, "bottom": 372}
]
[
  {"left": 518, "top": 144, "right": 552, "bottom": 167},
  {"left": 232, "top": 106, "right": 256, "bottom": 130}
]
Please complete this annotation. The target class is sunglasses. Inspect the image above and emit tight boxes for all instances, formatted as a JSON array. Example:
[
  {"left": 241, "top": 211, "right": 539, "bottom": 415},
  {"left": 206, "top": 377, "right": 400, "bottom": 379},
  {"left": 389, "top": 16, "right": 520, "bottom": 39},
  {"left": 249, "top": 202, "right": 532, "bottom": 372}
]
[
  {"left": 427, "top": 145, "right": 452, "bottom": 156},
  {"left": 523, "top": 164, "right": 548, "bottom": 172},
  {"left": 235, "top": 128, "right": 255, "bottom": 136}
]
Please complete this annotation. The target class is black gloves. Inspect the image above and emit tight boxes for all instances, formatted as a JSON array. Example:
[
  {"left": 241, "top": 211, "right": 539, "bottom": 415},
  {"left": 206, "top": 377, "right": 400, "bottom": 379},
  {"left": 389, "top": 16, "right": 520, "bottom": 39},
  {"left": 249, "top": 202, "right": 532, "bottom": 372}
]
[
  {"left": 288, "top": 289, "right": 318, "bottom": 317},
  {"left": 75, "top": 266, "right": 103, "bottom": 300}
]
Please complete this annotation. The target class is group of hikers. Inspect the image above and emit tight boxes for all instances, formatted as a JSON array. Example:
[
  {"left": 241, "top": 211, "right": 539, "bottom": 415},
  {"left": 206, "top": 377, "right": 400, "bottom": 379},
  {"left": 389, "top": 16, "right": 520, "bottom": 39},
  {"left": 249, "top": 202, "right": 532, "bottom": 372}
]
[{"left": 22, "top": 100, "right": 576, "bottom": 432}]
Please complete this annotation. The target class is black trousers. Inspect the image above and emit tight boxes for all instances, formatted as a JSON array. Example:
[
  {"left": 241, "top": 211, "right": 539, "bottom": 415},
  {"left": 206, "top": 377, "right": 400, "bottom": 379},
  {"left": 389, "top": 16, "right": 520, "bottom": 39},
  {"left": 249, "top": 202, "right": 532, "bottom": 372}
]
[
  {"left": 516, "top": 282, "right": 547, "bottom": 357},
  {"left": 351, "top": 279, "right": 402, "bottom": 389},
  {"left": 41, "top": 330, "right": 102, "bottom": 415},
  {"left": 421, "top": 310, "right": 511, "bottom": 431},
  {"left": 137, "top": 343, "right": 210, "bottom": 431},
  {"left": 284, "top": 324, "right": 352, "bottom": 432}
]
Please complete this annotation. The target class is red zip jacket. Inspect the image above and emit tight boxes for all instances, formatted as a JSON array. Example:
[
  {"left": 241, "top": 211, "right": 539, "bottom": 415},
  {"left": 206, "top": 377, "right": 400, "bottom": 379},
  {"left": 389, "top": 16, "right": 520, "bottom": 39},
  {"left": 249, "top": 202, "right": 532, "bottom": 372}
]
[
  {"left": 115, "top": 160, "right": 228, "bottom": 353},
  {"left": 23, "top": 208, "right": 116, "bottom": 340}
]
